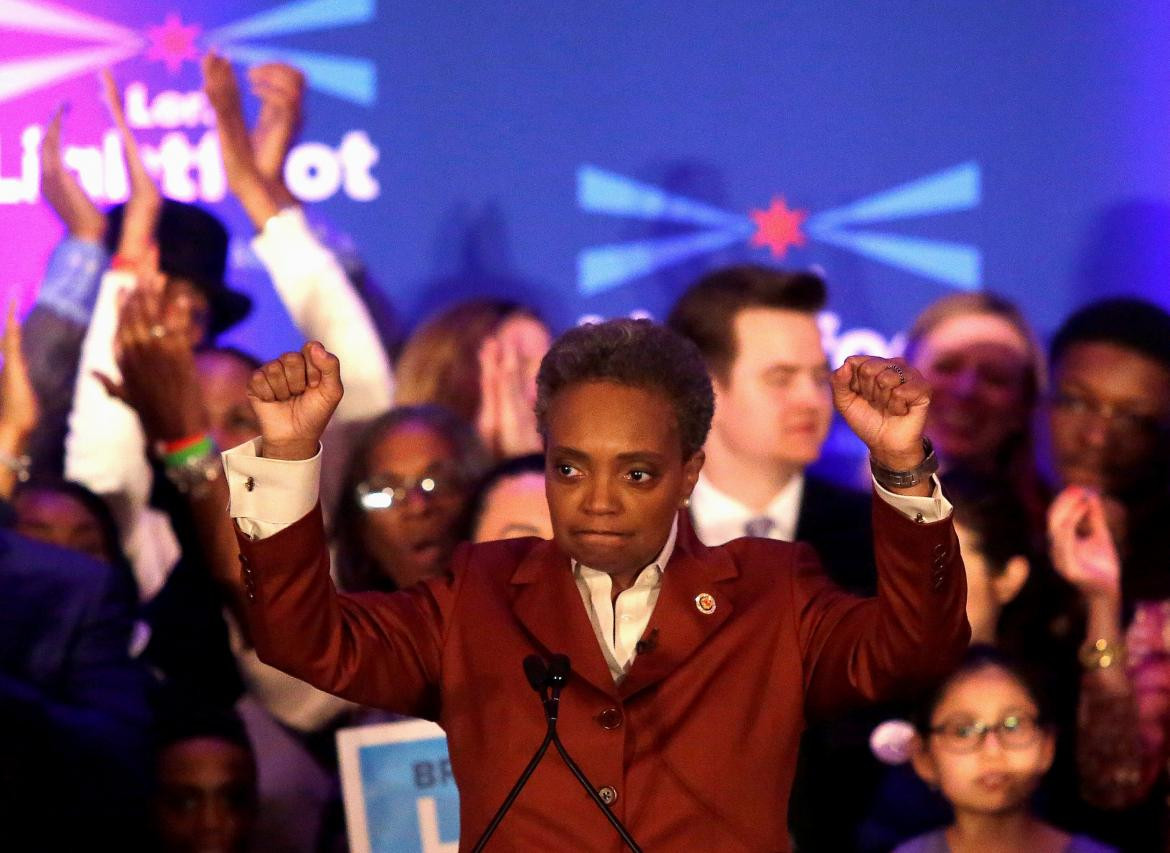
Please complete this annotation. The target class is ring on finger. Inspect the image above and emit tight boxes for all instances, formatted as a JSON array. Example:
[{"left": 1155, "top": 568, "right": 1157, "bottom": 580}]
[
  {"left": 149, "top": 324, "right": 166, "bottom": 339},
  {"left": 883, "top": 363, "right": 907, "bottom": 385}
]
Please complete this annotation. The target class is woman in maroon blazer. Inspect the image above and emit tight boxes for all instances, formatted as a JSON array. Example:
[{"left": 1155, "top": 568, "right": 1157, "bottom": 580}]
[{"left": 225, "top": 320, "right": 968, "bottom": 851}]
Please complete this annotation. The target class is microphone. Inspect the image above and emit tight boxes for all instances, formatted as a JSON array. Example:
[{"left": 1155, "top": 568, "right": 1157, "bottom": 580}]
[{"left": 470, "top": 654, "right": 643, "bottom": 852}]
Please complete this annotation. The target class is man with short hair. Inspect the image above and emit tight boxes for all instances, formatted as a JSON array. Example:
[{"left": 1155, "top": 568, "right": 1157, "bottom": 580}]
[
  {"left": 668, "top": 266, "right": 893, "bottom": 850},
  {"left": 668, "top": 265, "right": 876, "bottom": 584}
]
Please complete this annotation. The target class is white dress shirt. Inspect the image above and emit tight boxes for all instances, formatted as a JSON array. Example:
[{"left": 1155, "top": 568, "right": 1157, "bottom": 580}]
[
  {"left": 223, "top": 441, "right": 951, "bottom": 683},
  {"left": 573, "top": 518, "right": 678, "bottom": 682},
  {"left": 690, "top": 472, "right": 805, "bottom": 546}
]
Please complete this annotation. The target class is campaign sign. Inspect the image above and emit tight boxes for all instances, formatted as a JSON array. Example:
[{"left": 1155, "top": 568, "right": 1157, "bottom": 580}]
[{"left": 337, "top": 719, "right": 460, "bottom": 853}]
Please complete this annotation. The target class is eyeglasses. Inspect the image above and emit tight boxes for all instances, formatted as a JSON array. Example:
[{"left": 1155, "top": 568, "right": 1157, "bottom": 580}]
[
  {"left": 1048, "top": 390, "right": 1168, "bottom": 437},
  {"left": 355, "top": 469, "right": 464, "bottom": 511},
  {"left": 929, "top": 713, "right": 1041, "bottom": 753}
]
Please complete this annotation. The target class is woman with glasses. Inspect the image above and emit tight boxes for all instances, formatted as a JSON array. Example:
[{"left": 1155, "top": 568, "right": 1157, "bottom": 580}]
[
  {"left": 333, "top": 406, "right": 491, "bottom": 593},
  {"left": 896, "top": 646, "right": 1115, "bottom": 853}
]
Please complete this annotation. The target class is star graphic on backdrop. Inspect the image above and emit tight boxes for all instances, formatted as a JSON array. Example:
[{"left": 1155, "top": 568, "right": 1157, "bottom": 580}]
[
  {"left": 749, "top": 197, "right": 808, "bottom": 258},
  {"left": 144, "top": 13, "right": 202, "bottom": 74}
]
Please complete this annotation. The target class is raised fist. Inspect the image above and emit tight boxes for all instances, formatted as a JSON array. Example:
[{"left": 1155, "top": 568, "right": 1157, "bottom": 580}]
[
  {"left": 247, "top": 341, "right": 344, "bottom": 460},
  {"left": 830, "top": 355, "right": 931, "bottom": 473}
]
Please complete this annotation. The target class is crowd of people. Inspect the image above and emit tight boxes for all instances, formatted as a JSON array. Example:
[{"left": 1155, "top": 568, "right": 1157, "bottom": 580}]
[{"left": 3, "top": 53, "right": 1170, "bottom": 852}]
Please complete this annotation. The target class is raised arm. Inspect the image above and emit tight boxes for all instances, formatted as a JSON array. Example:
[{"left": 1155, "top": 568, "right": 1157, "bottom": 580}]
[
  {"left": 63, "top": 72, "right": 179, "bottom": 598},
  {"left": 203, "top": 55, "right": 393, "bottom": 422},
  {"left": 25, "top": 104, "right": 110, "bottom": 475},
  {"left": 224, "top": 344, "right": 447, "bottom": 716},
  {"left": 799, "top": 356, "right": 969, "bottom": 718},
  {"left": 1048, "top": 487, "right": 1154, "bottom": 808}
]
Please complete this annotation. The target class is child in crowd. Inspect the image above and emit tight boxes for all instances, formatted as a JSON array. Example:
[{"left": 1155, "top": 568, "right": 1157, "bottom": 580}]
[{"left": 898, "top": 647, "right": 1115, "bottom": 853}]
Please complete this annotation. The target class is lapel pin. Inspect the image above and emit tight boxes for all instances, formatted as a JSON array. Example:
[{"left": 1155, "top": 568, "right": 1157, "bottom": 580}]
[{"left": 695, "top": 593, "right": 716, "bottom": 615}]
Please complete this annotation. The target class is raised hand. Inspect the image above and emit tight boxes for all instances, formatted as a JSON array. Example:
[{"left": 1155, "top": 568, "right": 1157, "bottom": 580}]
[
  {"left": 247, "top": 342, "right": 343, "bottom": 460},
  {"left": 0, "top": 301, "right": 40, "bottom": 447},
  {"left": 831, "top": 356, "right": 930, "bottom": 474},
  {"left": 39, "top": 105, "right": 106, "bottom": 241},
  {"left": 100, "top": 68, "right": 161, "bottom": 270},
  {"left": 202, "top": 53, "right": 280, "bottom": 227},
  {"left": 1048, "top": 486, "right": 1121, "bottom": 602},
  {"left": 248, "top": 62, "right": 304, "bottom": 207},
  {"left": 476, "top": 333, "right": 542, "bottom": 459},
  {"left": 95, "top": 283, "right": 207, "bottom": 443}
]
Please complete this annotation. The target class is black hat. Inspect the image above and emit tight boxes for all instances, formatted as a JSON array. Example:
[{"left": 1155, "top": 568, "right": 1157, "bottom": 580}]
[{"left": 105, "top": 199, "right": 253, "bottom": 337}]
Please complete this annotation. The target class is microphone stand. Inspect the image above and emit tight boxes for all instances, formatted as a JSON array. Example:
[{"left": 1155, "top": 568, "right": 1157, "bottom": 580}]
[{"left": 470, "top": 655, "right": 643, "bottom": 853}]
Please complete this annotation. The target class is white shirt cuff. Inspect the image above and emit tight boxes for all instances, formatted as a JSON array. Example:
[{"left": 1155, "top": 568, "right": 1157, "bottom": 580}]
[
  {"left": 872, "top": 473, "right": 952, "bottom": 523},
  {"left": 223, "top": 437, "right": 322, "bottom": 540}
]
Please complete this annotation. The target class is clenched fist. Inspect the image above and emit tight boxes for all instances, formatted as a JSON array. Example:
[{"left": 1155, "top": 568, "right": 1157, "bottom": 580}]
[
  {"left": 831, "top": 355, "right": 932, "bottom": 489},
  {"left": 248, "top": 341, "right": 344, "bottom": 460}
]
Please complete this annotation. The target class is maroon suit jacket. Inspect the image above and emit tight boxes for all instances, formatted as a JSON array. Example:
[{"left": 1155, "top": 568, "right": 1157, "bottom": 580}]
[{"left": 238, "top": 493, "right": 967, "bottom": 851}]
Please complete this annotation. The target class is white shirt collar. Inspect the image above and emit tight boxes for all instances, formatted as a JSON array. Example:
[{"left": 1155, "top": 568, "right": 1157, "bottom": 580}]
[{"left": 689, "top": 472, "right": 805, "bottom": 546}]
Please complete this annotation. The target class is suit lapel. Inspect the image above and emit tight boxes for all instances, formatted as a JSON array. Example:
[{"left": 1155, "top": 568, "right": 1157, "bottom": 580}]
[
  {"left": 618, "top": 513, "right": 739, "bottom": 700},
  {"left": 510, "top": 539, "right": 618, "bottom": 698}
]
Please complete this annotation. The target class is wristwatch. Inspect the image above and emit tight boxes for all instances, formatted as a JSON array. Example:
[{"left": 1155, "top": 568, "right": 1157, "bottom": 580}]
[{"left": 869, "top": 438, "right": 939, "bottom": 490}]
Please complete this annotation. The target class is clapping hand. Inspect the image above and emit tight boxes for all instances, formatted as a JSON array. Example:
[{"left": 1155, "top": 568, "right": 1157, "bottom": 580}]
[
  {"left": 94, "top": 276, "right": 208, "bottom": 443},
  {"left": 248, "top": 62, "right": 305, "bottom": 209},
  {"left": 476, "top": 332, "right": 542, "bottom": 459},
  {"left": 100, "top": 69, "right": 161, "bottom": 273},
  {"left": 202, "top": 53, "right": 284, "bottom": 227},
  {"left": 39, "top": 105, "right": 106, "bottom": 242},
  {"left": 1048, "top": 486, "right": 1122, "bottom": 603}
]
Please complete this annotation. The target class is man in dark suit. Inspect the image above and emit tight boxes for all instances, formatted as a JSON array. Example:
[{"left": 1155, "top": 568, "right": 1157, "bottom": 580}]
[
  {"left": 669, "top": 268, "right": 903, "bottom": 850},
  {"left": 224, "top": 320, "right": 965, "bottom": 851},
  {"left": 667, "top": 265, "right": 876, "bottom": 594},
  {"left": 0, "top": 528, "right": 154, "bottom": 849}
]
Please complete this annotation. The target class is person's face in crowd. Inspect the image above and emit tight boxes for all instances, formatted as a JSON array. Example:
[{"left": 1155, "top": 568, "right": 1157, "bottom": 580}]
[
  {"left": 360, "top": 420, "right": 471, "bottom": 588},
  {"left": 13, "top": 488, "right": 110, "bottom": 563},
  {"left": 545, "top": 381, "right": 703, "bottom": 576},
  {"left": 1047, "top": 341, "right": 1170, "bottom": 496},
  {"left": 912, "top": 665, "right": 1054, "bottom": 817},
  {"left": 955, "top": 522, "right": 1029, "bottom": 646},
  {"left": 154, "top": 736, "right": 257, "bottom": 853},
  {"left": 493, "top": 312, "right": 552, "bottom": 408},
  {"left": 472, "top": 471, "right": 553, "bottom": 542},
  {"left": 911, "top": 313, "right": 1034, "bottom": 467},
  {"left": 195, "top": 351, "right": 261, "bottom": 451},
  {"left": 708, "top": 308, "right": 831, "bottom": 474},
  {"left": 165, "top": 277, "right": 213, "bottom": 347}
]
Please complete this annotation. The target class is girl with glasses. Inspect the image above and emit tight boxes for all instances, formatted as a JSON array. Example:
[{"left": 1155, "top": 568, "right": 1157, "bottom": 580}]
[{"left": 896, "top": 647, "right": 1114, "bottom": 853}]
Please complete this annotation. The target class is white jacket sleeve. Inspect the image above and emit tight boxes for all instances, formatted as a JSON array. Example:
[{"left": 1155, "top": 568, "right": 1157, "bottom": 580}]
[
  {"left": 251, "top": 207, "right": 394, "bottom": 423},
  {"left": 63, "top": 269, "right": 181, "bottom": 600}
]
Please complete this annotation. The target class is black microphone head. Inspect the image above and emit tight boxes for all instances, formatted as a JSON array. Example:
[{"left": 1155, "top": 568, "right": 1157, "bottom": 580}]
[
  {"left": 523, "top": 655, "right": 549, "bottom": 692},
  {"left": 547, "top": 654, "right": 571, "bottom": 689}
]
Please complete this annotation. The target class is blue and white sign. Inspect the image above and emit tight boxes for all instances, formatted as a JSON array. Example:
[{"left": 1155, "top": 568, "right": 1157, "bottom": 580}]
[{"left": 337, "top": 718, "right": 460, "bottom": 853}]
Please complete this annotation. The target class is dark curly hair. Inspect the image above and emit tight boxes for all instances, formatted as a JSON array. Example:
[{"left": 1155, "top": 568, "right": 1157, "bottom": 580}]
[
  {"left": 534, "top": 319, "right": 715, "bottom": 459},
  {"left": 1051, "top": 296, "right": 1170, "bottom": 373}
]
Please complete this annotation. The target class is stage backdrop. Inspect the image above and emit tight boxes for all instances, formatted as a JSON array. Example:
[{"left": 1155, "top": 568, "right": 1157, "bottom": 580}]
[{"left": 2, "top": 1, "right": 1169, "bottom": 364}]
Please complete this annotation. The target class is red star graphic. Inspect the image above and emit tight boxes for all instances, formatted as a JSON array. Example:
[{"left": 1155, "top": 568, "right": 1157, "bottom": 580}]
[
  {"left": 749, "top": 197, "right": 808, "bottom": 258},
  {"left": 144, "top": 13, "right": 202, "bottom": 74}
]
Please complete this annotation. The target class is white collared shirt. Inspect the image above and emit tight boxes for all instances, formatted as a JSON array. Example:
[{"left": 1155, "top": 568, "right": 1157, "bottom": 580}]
[
  {"left": 572, "top": 518, "right": 678, "bottom": 683},
  {"left": 690, "top": 472, "right": 804, "bottom": 546}
]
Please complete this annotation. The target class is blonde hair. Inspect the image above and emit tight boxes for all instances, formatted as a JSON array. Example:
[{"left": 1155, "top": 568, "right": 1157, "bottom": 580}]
[
  {"left": 393, "top": 299, "right": 538, "bottom": 421},
  {"left": 906, "top": 291, "right": 1046, "bottom": 397}
]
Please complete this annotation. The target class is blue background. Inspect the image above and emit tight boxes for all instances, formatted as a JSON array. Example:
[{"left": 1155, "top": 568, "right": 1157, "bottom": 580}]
[{"left": 2, "top": 0, "right": 1169, "bottom": 355}]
